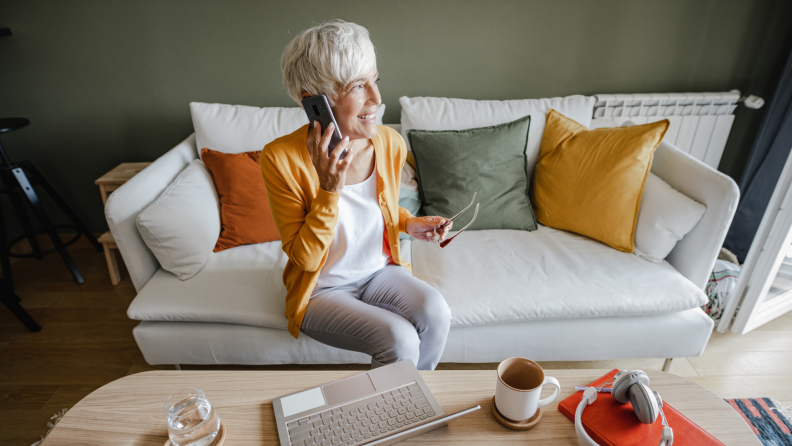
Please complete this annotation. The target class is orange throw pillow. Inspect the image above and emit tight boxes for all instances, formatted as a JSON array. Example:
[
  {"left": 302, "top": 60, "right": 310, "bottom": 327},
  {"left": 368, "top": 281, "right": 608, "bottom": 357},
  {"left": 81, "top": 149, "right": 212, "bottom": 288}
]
[{"left": 200, "top": 148, "right": 280, "bottom": 252}]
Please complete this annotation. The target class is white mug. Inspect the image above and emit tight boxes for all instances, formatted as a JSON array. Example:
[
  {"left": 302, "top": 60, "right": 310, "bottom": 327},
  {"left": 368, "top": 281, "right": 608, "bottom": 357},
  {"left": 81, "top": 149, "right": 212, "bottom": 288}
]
[{"left": 495, "top": 357, "right": 561, "bottom": 421}]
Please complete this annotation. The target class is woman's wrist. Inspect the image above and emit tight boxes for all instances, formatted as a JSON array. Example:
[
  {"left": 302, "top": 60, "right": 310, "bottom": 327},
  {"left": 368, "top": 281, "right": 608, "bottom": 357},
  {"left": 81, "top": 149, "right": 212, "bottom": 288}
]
[
  {"left": 405, "top": 217, "right": 415, "bottom": 233},
  {"left": 320, "top": 181, "right": 342, "bottom": 194}
]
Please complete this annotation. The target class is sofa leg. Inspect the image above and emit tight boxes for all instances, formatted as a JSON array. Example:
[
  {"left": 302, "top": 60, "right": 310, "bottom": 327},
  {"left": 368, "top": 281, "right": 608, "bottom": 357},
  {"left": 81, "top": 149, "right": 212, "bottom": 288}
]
[
  {"left": 174, "top": 364, "right": 183, "bottom": 371},
  {"left": 661, "top": 358, "right": 674, "bottom": 372}
]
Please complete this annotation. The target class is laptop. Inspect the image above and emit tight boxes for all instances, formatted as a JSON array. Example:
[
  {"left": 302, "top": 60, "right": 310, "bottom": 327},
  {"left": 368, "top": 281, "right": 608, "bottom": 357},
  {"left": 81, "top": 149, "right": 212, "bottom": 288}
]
[{"left": 273, "top": 360, "right": 480, "bottom": 446}]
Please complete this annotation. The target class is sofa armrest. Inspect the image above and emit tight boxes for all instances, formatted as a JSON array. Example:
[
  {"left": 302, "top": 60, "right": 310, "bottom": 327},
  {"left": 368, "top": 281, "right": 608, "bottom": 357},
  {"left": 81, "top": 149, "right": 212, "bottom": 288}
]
[
  {"left": 651, "top": 140, "right": 739, "bottom": 289},
  {"left": 105, "top": 134, "right": 198, "bottom": 292}
]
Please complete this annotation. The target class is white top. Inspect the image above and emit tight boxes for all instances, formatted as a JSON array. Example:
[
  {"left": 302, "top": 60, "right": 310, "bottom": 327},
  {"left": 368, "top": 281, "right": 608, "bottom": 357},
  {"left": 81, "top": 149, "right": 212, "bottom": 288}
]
[{"left": 314, "top": 166, "right": 391, "bottom": 291}]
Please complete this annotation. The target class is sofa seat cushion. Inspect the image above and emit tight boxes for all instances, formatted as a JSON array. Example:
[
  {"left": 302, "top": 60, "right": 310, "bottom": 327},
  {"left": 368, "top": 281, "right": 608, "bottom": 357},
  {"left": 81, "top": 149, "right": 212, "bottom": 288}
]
[
  {"left": 411, "top": 226, "right": 707, "bottom": 327},
  {"left": 128, "top": 239, "right": 414, "bottom": 330},
  {"left": 128, "top": 240, "right": 291, "bottom": 330},
  {"left": 128, "top": 228, "right": 706, "bottom": 330}
]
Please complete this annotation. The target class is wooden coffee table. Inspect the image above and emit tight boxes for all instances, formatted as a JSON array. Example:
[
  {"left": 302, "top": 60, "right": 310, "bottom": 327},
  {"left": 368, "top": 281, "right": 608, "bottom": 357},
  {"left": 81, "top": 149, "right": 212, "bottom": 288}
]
[{"left": 41, "top": 369, "right": 760, "bottom": 445}]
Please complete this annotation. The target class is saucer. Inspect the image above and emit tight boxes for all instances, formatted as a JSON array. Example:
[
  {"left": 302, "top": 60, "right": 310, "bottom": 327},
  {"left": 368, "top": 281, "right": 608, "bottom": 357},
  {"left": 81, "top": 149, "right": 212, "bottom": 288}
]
[
  {"left": 164, "top": 420, "right": 226, "bottom": 446},
  {"left": 491, "top": 396, "right": 543, "bottom": 430}
]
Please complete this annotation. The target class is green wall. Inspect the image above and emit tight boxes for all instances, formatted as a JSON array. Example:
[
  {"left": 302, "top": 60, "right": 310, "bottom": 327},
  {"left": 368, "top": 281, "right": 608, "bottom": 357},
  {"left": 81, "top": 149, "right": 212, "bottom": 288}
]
[{"left": 1, "top": 0, "right": 791, "bottom": 233}]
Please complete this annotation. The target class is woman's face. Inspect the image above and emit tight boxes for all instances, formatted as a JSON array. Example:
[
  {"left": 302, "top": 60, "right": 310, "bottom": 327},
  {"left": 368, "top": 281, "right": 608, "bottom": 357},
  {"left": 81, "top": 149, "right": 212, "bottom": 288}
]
[{"left": 330, "top": 66, "right": 381, "bottom": 141}]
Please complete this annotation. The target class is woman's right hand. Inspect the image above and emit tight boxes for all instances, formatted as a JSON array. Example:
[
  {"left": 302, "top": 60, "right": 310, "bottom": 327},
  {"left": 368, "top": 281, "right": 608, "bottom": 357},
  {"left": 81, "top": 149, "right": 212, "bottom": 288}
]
[{"left": 307, "top": 122, "right": 355, "bottom": 194}]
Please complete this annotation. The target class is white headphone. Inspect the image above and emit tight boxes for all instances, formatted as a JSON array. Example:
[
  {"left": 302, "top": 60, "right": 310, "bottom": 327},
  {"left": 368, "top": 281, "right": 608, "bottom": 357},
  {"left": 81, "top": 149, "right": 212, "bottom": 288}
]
[{"left": 575, "top": 370, "right": 673, "bottom": 446}]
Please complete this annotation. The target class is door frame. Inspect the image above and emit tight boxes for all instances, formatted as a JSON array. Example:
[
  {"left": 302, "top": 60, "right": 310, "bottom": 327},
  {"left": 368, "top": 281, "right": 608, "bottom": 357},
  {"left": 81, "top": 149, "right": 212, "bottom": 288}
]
[{"left": 718, "top": 144, "right": 792, "bottom": 333}]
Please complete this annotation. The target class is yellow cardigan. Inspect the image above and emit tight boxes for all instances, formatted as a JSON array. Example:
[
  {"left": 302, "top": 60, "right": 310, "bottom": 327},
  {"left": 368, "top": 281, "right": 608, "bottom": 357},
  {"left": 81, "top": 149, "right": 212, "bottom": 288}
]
[{"left": 260, "top": 124, "right": 415, "bottom": 339}]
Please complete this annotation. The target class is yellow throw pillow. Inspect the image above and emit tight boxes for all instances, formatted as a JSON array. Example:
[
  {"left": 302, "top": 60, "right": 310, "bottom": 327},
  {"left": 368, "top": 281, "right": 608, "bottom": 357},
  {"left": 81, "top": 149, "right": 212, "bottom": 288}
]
[{"left": 531, "top": 109, "right": 669, "bottom": 253}]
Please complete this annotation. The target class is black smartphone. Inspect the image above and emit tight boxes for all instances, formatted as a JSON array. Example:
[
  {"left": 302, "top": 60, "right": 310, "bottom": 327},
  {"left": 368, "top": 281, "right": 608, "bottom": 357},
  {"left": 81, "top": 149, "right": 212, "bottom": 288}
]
[{"left": 301, "top": 94, "right": 347, "bottom": 159}]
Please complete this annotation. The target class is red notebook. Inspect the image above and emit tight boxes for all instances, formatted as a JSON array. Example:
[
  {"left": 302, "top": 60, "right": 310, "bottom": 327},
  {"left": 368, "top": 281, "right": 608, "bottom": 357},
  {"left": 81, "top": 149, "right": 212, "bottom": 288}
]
[{"left": 558, "top": 369, "right": 725, "bottom": 446}]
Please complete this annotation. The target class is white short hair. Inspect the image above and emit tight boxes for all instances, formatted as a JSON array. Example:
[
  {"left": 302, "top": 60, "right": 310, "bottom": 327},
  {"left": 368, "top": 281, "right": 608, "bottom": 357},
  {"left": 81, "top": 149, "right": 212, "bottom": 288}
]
[{"left": 281, "top": 20, "right": 377, "bottom": 105}]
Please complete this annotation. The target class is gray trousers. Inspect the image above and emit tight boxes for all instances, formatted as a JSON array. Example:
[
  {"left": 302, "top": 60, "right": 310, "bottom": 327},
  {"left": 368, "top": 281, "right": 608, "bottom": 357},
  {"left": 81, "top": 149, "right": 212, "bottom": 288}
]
[{"left": 301, "top": 264, "right": 451, "bottom": 370}]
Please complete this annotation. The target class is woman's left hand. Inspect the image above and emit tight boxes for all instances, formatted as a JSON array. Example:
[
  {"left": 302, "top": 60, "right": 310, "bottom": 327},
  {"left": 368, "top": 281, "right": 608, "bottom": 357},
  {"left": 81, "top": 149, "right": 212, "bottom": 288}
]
[{"left": 406, "top": 216, "right": 453, "bottom": 243}]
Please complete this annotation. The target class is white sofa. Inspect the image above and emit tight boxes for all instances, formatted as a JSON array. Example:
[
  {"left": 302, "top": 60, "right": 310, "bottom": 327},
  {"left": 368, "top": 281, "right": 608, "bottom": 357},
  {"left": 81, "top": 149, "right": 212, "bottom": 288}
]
[{"left": 106, "top": 97, "right": 739, "bottom": 368}]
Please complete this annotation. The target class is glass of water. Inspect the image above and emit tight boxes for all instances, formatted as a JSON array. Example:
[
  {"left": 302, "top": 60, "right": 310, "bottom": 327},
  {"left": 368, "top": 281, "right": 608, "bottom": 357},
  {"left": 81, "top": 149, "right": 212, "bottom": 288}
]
[{"left": 165, "top": 387, "right": 221, "bottom": 446}]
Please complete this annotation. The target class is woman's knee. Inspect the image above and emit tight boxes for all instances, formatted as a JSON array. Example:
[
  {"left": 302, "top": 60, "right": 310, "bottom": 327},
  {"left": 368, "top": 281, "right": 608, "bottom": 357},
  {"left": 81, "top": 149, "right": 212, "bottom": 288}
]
[
  {"left": 378, "top": 321, "right": 420, "bottom": 365},
  {"left": 413, "top": 287, "right": 452, "bottom": 331}
]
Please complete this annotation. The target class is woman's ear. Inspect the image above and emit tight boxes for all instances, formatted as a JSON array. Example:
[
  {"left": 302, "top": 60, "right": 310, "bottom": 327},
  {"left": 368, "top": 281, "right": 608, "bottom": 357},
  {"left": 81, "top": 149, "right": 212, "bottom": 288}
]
[{"left": 301, "top": 92, "right": 312, "bottom": 100}]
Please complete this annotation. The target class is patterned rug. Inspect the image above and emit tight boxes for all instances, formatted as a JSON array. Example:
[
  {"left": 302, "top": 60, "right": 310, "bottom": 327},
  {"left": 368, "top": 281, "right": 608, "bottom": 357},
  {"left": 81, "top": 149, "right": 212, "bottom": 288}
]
[{"left": 726, "top": 398, "right": 792, "bottom": 445}]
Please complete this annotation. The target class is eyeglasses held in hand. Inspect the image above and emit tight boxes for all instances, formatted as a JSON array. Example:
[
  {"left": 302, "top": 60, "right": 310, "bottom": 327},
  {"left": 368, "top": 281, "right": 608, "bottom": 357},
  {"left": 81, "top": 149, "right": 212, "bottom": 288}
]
[{"left": 433, "top": 192, "right": 480, "bottom": 248}]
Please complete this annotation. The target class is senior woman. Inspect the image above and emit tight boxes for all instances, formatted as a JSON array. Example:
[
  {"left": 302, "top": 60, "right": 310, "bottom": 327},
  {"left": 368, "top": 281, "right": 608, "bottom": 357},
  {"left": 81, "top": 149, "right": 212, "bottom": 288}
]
[{"left": 260, "top": 20, "right": 452, "bottom": 370}]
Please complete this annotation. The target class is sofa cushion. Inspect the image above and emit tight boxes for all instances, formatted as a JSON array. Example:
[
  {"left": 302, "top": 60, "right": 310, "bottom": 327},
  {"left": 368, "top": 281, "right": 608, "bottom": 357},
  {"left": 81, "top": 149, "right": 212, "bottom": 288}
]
[
  {"left": 129, "top": 227, "right": 706, "bottom": 330},
  {"left": 531, "top": 110, "right": 669, "bottom": 253},
  {"left": 129, "top": 240, "right": 290, "bottom": 329},
  {"left": 128, "top": 239, "right": 412, "bottom": 330},
  {"left": 408, "top": 115, "right": 537, "bottom": 232},
  {"left": 634, "top": 172, "right": 706, "bottom": 263},
  {"left": 201, "top": 148, "right": 280, "bottom": 252},
  {"left": 399, "top": 95, "right": 594, "bottom": 183},
  {"left": 190, "top": 102, "right": 386, "bottom": 159},
  {"left": 135, "top": 160, "right": 220, "bottom": 280},
  {"left": 411, "top": 226, "right": 707, "bottom": 327}
]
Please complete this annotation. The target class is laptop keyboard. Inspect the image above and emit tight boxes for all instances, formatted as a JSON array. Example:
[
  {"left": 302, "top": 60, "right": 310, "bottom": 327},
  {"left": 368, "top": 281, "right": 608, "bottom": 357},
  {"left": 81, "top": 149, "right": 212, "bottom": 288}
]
[{"left": 285, "top": 383, "right": 435, "bottom": 446}]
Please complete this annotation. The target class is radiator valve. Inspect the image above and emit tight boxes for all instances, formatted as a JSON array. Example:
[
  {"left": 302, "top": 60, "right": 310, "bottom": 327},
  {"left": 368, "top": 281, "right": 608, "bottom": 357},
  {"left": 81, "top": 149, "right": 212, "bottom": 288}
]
[{"left": 740, "top": 95, "right": 765, "bottom": 109}]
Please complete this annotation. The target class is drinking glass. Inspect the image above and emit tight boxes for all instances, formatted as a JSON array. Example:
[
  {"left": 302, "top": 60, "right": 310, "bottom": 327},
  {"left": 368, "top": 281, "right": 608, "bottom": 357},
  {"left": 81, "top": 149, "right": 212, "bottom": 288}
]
[{"left": 165, "top": 387, "right": 221, "bottom": 446}]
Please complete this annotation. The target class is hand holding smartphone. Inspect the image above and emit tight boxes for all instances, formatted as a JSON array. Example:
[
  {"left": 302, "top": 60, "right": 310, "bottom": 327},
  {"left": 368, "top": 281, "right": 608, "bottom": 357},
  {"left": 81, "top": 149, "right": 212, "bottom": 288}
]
[{"left": 302, "top": 95, "right": 347, "bottom": 159}]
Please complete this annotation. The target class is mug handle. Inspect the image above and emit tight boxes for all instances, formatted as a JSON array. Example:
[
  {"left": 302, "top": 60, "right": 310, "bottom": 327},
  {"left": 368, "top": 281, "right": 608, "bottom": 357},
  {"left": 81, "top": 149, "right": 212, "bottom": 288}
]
[{"left": 537, "top": 376, "right": 561, "bottom": 408}]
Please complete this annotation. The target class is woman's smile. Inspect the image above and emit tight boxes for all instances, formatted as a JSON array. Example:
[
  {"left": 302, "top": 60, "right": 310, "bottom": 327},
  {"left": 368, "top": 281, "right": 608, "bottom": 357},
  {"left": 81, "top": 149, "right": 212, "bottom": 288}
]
[{"left": 356, "top": 112, "right": 377, "bottom": 123}]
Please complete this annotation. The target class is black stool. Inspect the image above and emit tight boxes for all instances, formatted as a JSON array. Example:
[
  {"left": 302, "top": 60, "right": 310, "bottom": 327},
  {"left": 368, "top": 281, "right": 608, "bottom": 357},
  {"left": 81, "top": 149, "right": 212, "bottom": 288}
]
[
  {"left": 0, "top": 208, "right": 40, "bottom": 332},
  {"left": 0, "top": 118, "right": 102, "bottom": 291}
]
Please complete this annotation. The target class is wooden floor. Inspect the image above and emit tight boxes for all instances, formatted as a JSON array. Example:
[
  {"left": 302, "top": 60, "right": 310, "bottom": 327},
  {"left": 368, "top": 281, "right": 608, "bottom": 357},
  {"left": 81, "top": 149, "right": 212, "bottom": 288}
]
[{"left": 1, "top": 237, "right": 791, "bottom": 445}]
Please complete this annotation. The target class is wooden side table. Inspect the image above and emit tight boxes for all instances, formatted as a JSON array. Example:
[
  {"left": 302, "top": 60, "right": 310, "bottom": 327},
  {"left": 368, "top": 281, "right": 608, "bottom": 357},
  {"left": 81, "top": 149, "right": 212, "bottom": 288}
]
[{"left": 95, "top": 162, "right": 151, "bottom": 284}]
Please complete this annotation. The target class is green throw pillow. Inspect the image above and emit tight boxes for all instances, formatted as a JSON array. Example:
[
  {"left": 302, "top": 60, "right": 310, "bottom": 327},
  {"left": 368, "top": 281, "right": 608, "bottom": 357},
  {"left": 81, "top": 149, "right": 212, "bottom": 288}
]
[{"left": 407, "top": 115, "right": 537, "bottom": 232}]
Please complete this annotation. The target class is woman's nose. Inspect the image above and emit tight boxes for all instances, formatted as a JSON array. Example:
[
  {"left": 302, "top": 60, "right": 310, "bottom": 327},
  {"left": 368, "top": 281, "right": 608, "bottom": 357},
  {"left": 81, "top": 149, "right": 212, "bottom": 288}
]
[{"left": 367, "top": 83, "right": 382, "bottom": 106}]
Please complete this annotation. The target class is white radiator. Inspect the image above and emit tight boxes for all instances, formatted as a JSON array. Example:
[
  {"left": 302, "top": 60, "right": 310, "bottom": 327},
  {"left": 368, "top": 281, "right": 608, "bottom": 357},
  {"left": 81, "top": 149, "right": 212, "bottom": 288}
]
[{"left": 591, "top": 91, "right": 740, "bottom": 169}]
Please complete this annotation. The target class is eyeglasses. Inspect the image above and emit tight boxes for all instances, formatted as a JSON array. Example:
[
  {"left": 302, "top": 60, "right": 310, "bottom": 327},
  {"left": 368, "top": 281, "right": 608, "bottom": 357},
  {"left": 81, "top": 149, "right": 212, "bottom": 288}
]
[{"left": 433, "top": 192, "right": 480, "bottom": 248}]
